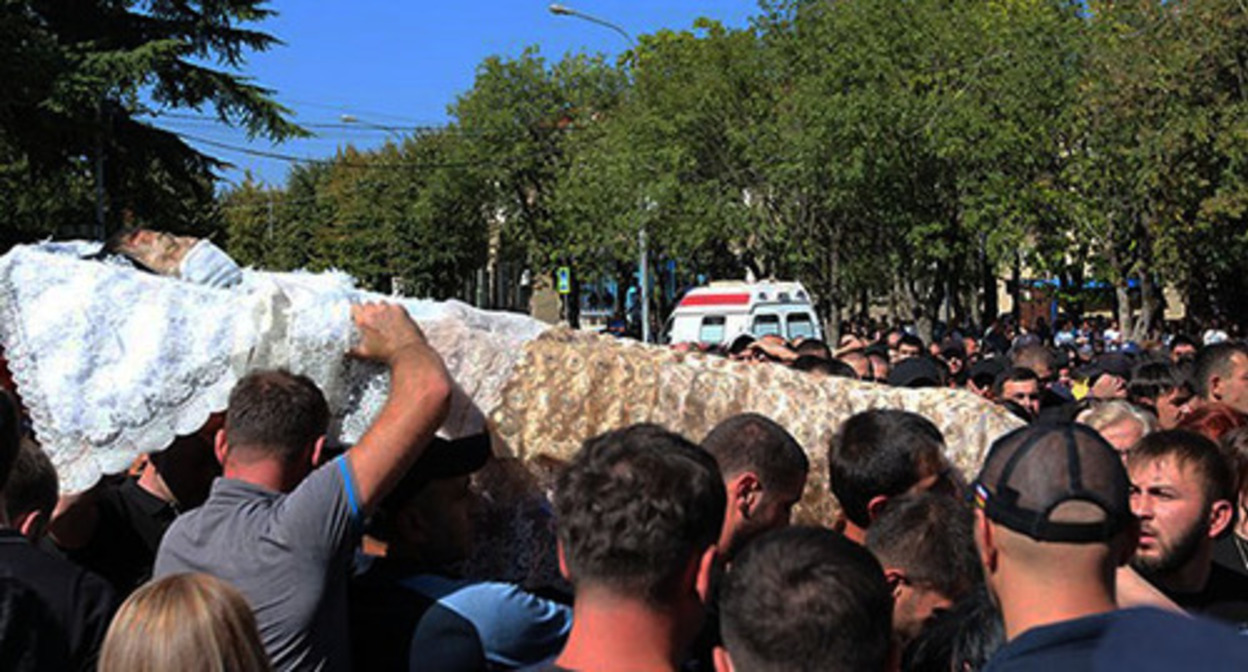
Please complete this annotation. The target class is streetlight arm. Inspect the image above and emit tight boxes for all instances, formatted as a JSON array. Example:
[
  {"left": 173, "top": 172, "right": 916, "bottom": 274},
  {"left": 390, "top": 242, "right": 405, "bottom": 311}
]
[
  {"left": 548, "top": 3, "right": 635, "bottom": 46},
  {"left": 340, "top": 114, "right": 403, "bottom": 142}
]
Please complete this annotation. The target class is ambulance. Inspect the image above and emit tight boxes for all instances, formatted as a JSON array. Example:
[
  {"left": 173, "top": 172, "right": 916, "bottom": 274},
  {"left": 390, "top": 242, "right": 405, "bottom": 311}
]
[{"left": 663, "top": 281, "right": 824, "bottom": 346}]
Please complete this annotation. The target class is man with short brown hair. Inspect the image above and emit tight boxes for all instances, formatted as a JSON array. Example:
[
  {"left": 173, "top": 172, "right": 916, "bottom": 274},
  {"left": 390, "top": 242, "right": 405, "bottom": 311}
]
[
  {"left": 156, "top": 303, "right": 452, "bottom": 672},
  {"left": 702, "top": 413, "right": 808, "bottom": 561},
  {"left": 547, "top": 425, "right": 725, "bottom": 672}
]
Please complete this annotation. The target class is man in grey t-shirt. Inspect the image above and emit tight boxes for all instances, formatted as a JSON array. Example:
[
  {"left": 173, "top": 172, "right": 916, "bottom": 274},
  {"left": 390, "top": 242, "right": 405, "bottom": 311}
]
[{"left": 155, "top": 303, "right": 452, "bottom": 672}]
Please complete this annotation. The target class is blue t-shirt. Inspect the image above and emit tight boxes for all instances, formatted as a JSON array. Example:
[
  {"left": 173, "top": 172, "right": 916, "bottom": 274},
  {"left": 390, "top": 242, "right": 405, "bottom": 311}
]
[
  {"left": 985, "top": 607, "right": 1248, "bottom": 672},
  {"left": 402, "top": 573, "right": 571, "bottom": 669},
  {"left": 351, "top": 556, "right": 570, "bottom": 671}
]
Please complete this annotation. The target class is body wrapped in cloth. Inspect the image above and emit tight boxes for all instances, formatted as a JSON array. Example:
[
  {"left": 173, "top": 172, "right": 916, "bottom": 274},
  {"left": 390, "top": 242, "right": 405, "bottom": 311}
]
[{"left": 0, "top": 242, "right": 1021, "bottom": 558}]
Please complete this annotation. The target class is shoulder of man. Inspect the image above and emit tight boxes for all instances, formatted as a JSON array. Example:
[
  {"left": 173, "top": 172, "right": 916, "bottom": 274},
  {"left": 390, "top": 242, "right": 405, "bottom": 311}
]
[
  {"left": 405, "top": 576, "right": 572, "bottom": 668},
  {"left": 0, "top": 534, "right": 117, "bottom": 672},
  {"left": 1182, "top": 563, "right": 1248, "bottom": 631},
  {"left": 273, "top": 455, "right": 363, "bottom": 549},
  {"left": 1098, "top": 607, "right": 1248, "bottom": 670}
]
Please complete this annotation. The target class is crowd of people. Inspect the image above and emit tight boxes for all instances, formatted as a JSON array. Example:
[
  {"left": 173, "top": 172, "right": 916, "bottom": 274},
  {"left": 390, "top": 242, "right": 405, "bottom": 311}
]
[{"left": 2, "top": 302, "right": 1248, "bottom": 671}]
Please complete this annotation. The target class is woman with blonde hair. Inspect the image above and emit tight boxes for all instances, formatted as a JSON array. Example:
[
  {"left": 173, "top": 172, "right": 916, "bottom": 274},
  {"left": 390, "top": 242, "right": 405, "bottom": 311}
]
[{"left": 99, "top": 572, "right": 271, "bottom": 672}]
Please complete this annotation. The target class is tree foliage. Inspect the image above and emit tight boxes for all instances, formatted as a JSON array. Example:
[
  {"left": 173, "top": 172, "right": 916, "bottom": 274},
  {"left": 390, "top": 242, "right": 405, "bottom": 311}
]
[
  {"left": 1, "top": 0, "right": 304, "bottom": 239},
  {"left": 218, "top": 0, "right": 1248, "bottom": 334}
]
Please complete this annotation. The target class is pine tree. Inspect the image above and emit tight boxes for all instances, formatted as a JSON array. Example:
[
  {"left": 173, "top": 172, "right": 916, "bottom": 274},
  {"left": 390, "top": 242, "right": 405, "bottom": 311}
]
[{"left": 0, "top": 0, "right": 305, "bottom": 240}]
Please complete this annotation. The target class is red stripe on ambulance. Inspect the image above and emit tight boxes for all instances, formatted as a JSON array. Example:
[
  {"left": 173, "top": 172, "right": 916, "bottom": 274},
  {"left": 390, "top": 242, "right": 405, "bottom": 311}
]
[{"left": 679, "top": 293, "right": 751, "bottom": 307}]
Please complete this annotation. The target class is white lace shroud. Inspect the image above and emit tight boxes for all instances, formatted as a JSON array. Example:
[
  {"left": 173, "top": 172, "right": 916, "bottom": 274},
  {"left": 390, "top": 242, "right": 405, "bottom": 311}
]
[
  {"left": 0, "top": 245, "right": 263, "bottom": 492},
  {"left": 0, "top": 244, "right": 546, "bottom": 493}
]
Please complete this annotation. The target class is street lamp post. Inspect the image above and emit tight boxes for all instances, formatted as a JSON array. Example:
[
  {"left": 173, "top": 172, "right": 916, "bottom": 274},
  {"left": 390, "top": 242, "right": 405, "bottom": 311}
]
[
  {"left": 339, "top": 114, "right": 404, "bottom": 144},
  {"left": 548, "top": 4, "right": 653, "bottom": 342},
  {"left": 340, "top": 113, "right": 403, "bottom": 294},
  {"left": 549, "top": 4, "right": 635, "bottom": 47}
]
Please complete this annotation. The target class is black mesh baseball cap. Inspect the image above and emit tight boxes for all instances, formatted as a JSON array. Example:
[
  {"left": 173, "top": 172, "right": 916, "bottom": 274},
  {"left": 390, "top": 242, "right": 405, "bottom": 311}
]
[
  {"left": 382, "top": 433, "right": 492, "bottom": 507},
  {"left": 970, "top": 423, "right": 1131, "bottom": 543}
]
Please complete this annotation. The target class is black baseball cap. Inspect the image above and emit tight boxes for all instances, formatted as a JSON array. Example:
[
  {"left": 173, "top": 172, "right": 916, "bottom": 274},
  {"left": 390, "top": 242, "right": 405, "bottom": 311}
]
[
  {"left": 887, "top": 356, "right": 946, "bottom": 388},
  {"left": 968, "top": 357, "right": 1005, "bottom": 389},
  {"left": 382, "top": 432, "right": 492, "bottom": 509},
  {"left": 1095, "top": 353, "right": 1133, "bottom": 380},
  {"left": 727, "top": 334, "right": 756, "bottom": 356},
  {"left": 970, "top": 423, "right": 1131, "bottom": 543}
]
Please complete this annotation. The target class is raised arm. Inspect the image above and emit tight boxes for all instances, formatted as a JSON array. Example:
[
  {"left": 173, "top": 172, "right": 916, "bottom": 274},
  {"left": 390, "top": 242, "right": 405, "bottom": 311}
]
[{"left": 346, "top": 302, "right": 452, "bottom": 516}]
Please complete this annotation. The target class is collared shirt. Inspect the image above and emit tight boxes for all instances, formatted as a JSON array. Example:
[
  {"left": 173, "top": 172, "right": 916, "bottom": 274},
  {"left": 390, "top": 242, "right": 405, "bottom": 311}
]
[
  {"left": 985, "top": 607, "right": 1248, "bottom": 672},
  {"left": 1213, "top": 533, "right": 1248, "bottom": 579},
  {"left": 154, "top": 456, "right": 362, "bottom": 672}
]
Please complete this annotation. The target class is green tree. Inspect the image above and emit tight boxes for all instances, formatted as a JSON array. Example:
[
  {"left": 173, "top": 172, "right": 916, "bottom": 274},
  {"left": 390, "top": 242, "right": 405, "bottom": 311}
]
[
  {"left": 0, "top": 0, "right": 304, "bottom": 240},
  {"left": 1058, "top": 0, "right": 1248, "bottom": 338}
]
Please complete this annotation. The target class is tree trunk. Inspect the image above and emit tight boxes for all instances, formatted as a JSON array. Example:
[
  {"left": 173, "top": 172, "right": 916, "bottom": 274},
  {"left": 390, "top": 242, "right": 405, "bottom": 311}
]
[
  {"left": 1114, "top": 280, "right": 1132, "bottom": 340},
  {"left": 567, "top": 269, "right": 581, "bottom": 330},
  {"left": 1133, "top": 270, "right": 1157, "bottom": 342},
  {"left": 825, "top": 223, "right": 843, "bottom": 345},
  {"left": 889, "top": 273, "right": 901, "bottom": 325},
  {"left": 1010, "top": 253, "right": 1022, "bottom": 324},
  {"left": 979, "top": 234, "right": 995, "bottom": 328},
  {"left": 826, "top": 300, "right": 843, "bottom": 347}
]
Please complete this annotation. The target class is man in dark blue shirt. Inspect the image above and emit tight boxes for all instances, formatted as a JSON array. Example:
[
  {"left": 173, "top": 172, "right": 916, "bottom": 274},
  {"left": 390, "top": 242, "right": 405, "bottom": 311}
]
[
  {"left": 350, "top": 433, "right": 571, "bottom": 671},
  {"left": 971, "top": 423, "right": 1248, "bottom": 672}
]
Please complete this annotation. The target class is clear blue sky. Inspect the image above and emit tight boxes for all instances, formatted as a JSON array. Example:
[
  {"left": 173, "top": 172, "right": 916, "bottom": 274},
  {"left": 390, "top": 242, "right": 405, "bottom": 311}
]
[{"left": 147, "top": 1, "right": 763, "bottom": 188}]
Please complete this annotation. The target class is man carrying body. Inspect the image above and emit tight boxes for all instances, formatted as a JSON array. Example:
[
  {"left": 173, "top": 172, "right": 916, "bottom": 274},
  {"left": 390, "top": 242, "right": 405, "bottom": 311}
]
[
  {"left": 866, "top": 493, "right": 981, "bottom": 649},
  {"left": 52, "top": 430, "right": 219, "bottom": 596},
  {"left": 687, "top": 414, "right": 809, "bottom": 671},
  {"left": 1128, "top": 429, "right": 1248, "bottom": 629},
  {"left": 829, "top": 409, "right": 955, "bottom": 544},
  {"left": 155, "top": 303, "right": 452, "bottom": 672},
  {"left": 837, "top": 348, "right": 874, "bottom": 381},
  {"left": 546, "top": 424, "right": 725, "bottom": 672},
  {"left": 350, "top": 433, "right": 572, "bottom": 671},
  {"left": 971, "top": 423, "right": 1247, "bottom": 671},
  {"left": 701, "top": 413, "right": 808, "bottom": 562}
]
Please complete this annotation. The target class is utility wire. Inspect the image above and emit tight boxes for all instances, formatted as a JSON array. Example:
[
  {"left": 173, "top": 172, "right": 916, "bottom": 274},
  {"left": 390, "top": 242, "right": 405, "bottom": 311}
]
[
  {"left": 173, "top": 130, "right": 560, "bottom": 170},
  {"left": 144, "top": 111, "right": 451, "bottom": 134},
  {"left": 277, "top": 98, "right": 433, "bottom": 124}
]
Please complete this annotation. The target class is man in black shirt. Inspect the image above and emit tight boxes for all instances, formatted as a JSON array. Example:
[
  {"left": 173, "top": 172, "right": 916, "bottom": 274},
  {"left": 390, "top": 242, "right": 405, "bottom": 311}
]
[
  {"left": 1129, "top": 429, "right": 1248, "bottom": 630},
  {"left": 50, "top": 430, "right": 218, "bottom": 596},
  {"left": 350, "top": 433, "right": 571, "bottom": 671},
  {"left": 0, "top": 392, "right": 116, "bottom": 671},
  {"left": 973, "top": 423, "right": 1248, "bottom": 672}
]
